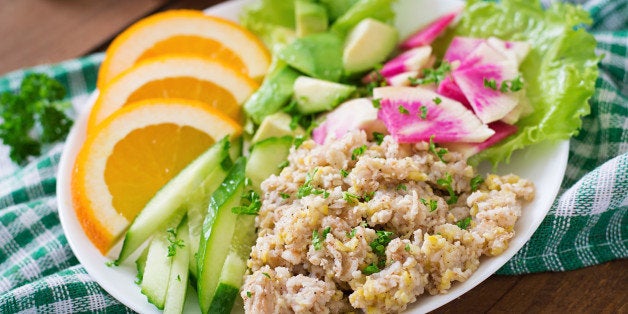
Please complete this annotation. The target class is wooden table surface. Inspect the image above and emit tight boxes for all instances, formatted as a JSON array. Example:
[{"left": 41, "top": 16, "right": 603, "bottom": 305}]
[{"left": 1, "top": 0, "right": 625, "bottom": 313}]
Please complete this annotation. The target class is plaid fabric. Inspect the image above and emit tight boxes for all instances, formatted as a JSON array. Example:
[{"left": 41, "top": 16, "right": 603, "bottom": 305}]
[{"left": 1, "top": 1, "right": 626, "bottom": 312}]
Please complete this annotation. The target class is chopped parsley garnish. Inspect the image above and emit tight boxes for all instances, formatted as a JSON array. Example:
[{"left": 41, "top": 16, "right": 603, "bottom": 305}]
[
  {"left": 362, "top": 191, "right": 375, "bottom": 202},
  {"left": 433, "top": 97, "right": 442, "bottom": 105},
  {"left": 483, "top": 78, "right": 498, "bottom": 90},
  {"left": 372, "top": 98, "right": 381, "bottom": 109},
  {"left": 0, "top": 73, "right": 74, "bottom": 164},
  {"left": 297, "top": 168, "right": 320, "bottom": 198},
  {"left": 363, "top": 262, "right": 380, "bottom": 275},
  {"left": 280, "top": 192, "right": 291, "bottom": 199},
  {"left": 419, "top": 105, "right": 428, "bottom": 119},
  {"left": 105, "top": 261, "right": 115, "bottom": 267},
  {"left": 429, "top": 135, "right": 448, "bottom": 163},
  {"left": 312, "top": 226, "right": 331, "bottom": 250},
  {"left": 437, "top": 172, "right": 459, "bottom": 205},
  {"left": 246, "top": 291, "right": 252, "bottom": 298},
  {"left": 484, "top": 76, "right": 524, "bottom": 93},
  {"left": 351, "top": 144, "right": 368, "bottom": 160},
  {"left": 398, "top": 105, "right": 410, "bottom": 115},
  {"left": 470, "top": 175, "right": 485, "bottom": 191},
  {"left": 408, "top": 61, "right": 452, "bottom": 85},
  {"left": 372, "top": 132, "right": 385, "bottom": 145},
  {"left": 405, "top": 243, "right": 411, "bottom": 252},
  {"left": 278, "top": 160, "right": 289, "bottom": 170},
  {"left": 370, "top": 230, "right": 394, "bottom": 257},
  {"left": 166, "top": 228, "right": 185, "bottom": 257},
  {"left": 420, "top": 198, "right": 438, "bottom": 212},
  {"left": 456, "top": 216, "right": 472, "bottom": 230},
  {"left": 363, "top": 65, "right": 388, "bottom": 96},
  {"left": 347, "top": 228, "right": 357, "bottom": 238},
  {"left": 262, "top": 272, "right": 270, "bottom": 278},
  {"left": 340, "top": 169, "right": 349, "bottom": 178},
  {"left": 343, "top": 192, "right": 359, "bottom": 204},
  {"left": 396, "top": 184, "right": 407, "bottom": 191},
  {"left": 231, "top": 190, "right": 262, "bottom": 215}
]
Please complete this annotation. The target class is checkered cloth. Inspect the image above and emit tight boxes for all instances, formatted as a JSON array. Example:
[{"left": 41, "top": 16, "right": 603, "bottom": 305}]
[{"left": 1, "top": 1, "right": 627, "bottom": 313}]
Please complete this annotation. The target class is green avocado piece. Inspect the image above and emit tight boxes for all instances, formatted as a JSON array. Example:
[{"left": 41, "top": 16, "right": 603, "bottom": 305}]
[
  {"left": 251, "top": 111, "right": 305, "bottom": 143},
  {"left": 278, "top": 33, "right": 344, "bottom": 82},
  {"left": 295, "top": 0, "right": 328, "bottom": 37},
  {"left": 243, "top": 63, "right": 301, "bottom": 125},
  {"left": 343, "top": 18, "right": 398, "bottom": 74},
  {"left": 319, "top": 0, "right": 358, "bottom": 21},
  {"left": 293, "top": 76, "right": 356, "bottom": 114}
]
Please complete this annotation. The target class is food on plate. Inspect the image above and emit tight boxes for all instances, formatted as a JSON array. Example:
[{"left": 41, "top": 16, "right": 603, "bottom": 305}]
[
  {"left": 88, "top": 55, "right": 258, "bottom": 129},
  {"left": 96, "top": 10, "right": 270, "bottom": 88},
  {"left": 71, "top": 99, "right": 240, "bottom": 254},
  {"left": 241, "top": 131, "right": 534, "bottom": 312},
  {"left": 67, "top": 0, "right": 600, "bottom": 312}
]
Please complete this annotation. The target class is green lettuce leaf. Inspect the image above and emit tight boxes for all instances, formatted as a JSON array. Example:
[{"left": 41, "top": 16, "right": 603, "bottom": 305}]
[{"left": 450, "top": 0, "right": 600, "bottom": 165}]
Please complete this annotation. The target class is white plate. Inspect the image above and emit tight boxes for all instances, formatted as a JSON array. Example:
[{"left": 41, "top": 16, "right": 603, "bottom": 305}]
[{"left": 57, "top": 0, "right": 570, "bottom": 313}]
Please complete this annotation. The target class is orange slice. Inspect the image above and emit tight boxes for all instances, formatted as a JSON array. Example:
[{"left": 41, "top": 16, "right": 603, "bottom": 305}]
[
  {"left": 88, "top": 55, "right": 257, "bottom": 130},
  {"left": 72, "top": 98, "right": 241, "bottom": 254},
  {"left": 97, "top": 10, "right": 270, "bottom": 88}
]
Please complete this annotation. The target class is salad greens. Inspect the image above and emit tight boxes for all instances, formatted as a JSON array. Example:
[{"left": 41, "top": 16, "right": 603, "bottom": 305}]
[{"left": 449, "top": 0, "right": 599, "bottom": 165}]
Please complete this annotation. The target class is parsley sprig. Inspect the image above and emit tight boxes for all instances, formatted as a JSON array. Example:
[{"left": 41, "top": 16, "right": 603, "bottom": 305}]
[
  {"left": 166, "top": 228, "right": 185, "bottom": 257},
  {"left": 437, "top": 172, "right": 459, "bottom": 205},
  {"left": 408, "top": 61, "right": 452, "bottom": 86},
  {"left": 312, "top": 226, "right": 331, "bottom": 250},
  {"left": 0, "top": 73, "right": 73, "bottom": 164},
  {"left": 363, "top": 230, "right": 395, "bottom": 274},
  {"left": 470, "top": 175, "right": 485, "bottom": 191},
  {"left": 483, "top": 76, "right": 524, "bottom": 93},
  {"left": 429, "top": 135, "right": 448, "bottom": 163},
  {"left": 298, "top": 168, "right": 327, "bottom": 198},
  {"left": 231, "top": 190, "right": 262, "bottom": 215}
]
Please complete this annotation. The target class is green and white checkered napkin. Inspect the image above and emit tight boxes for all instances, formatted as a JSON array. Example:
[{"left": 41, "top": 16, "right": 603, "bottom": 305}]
[{"left": 1, "top": 1, "right": 627, "bottom": 312}]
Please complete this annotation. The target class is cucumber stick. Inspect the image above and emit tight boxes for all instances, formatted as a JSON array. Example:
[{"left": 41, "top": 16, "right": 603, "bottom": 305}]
[
  {"left": 140, "top": 216, "right": 184, "bottom": 310},
  {"left": 197, "top": 158, "right": 247, "bottom": 314},
  {"left": 208, "top": 214, "right": 257, "bottom": 313},
  {"left": 116, "top": 137, "right": 231, "bottom": 264},
  {"left": 163, "top": 218, "right": 190, "bottom": 314},
  {"left": 246, "top": 136, "right": 293, "bottom": 192}
]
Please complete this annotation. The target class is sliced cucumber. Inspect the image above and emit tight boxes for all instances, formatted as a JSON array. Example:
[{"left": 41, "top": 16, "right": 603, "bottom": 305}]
[
  {"left": 116, "top": 137, "right": 231, "bottom": 264},
  {"left": 246, "top": 136, "right": 293, "bottom": 192},
  {"left": 163, "top": 217, "right": 190, "bottom": 314},
  {"left": 208, "top": 213, "right": 257, "bottom": 313},
  {"left": 140, "top": 216, "right": 183, "bottom": 310},
  {"left": 134, "top": 246, "right": 149, "bottom": 285},
  {"left": 186, "top": 166, "right": 229, "bottom": 280},
  {"left": 197, "top": 157, "right": 247, "bottom": 314}
]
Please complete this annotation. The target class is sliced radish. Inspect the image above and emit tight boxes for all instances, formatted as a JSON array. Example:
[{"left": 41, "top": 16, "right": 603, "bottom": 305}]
[
  {"left": 312, "top": 98, "right": 386, "bottom": 144},
  {"left": 374, "top": 86, "right": 494, "bottom": 143},
  {"left": 443, "top": 121, "right": 517, "bottom": 158},
  {"left": 400, "top": 11, "right": 459, "bottom": 49}
]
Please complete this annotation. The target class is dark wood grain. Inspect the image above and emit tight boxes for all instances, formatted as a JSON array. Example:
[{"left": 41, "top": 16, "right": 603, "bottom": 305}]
[{"left": 0, "top": 0, "right": 625, "bottom": 313}]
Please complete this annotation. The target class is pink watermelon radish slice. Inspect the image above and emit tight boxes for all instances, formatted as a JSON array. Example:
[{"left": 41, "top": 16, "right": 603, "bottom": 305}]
[
  {"left": 400, "top": 11, "right": 459, "bottom": 49},
  {"left": 374, "top": 86, "right": 494, "bottom": 143},
  {"left": 450, "top": 42, "right": 522, "bottom": 123},
  {"left": 380, "top": 46, "right": 433, "bottom": 77},
  {"left": 312, "top": 98, "right": 387, "bottom": 144},
  {"left": 443, "top": 121, "right": 517, "bottom": 158},
  {"left": 437, "top": 75, "right": 471, "bottom": 108}
]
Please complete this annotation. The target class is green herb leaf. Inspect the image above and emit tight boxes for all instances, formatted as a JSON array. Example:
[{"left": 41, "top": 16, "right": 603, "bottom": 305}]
[
  {"left": 347, "top": 228, "right": 357, "bottom": 238},
  {"left": 232, "top": 190, "right": 262, "bottom": 215},
  {"left": 363, "top": 262, "right": 380, "bottom": 275},
  {"left": 340, "top": 169, "right": 349, "bottom": 177},
  {"left": 408, "top": 61, "right": 452, "bottom": 85},
  {"left": 429, "top": 135, "right": 448, "bottom": 163},
  {"left": 166, "top": 228, "right": 185, "bottom": 257},
  {"left": 419, "top": 105, "right": 428, "bottom": 119},
  {"left": 280, "top": 192, "right": 291, "bottom": 199},
  {"left": 483, "top": 78, "right": 498, "bottom": 90},
  {"left": 470, "top": 175, "right": 485, "bottom": 191},
  {"left": 456, "top": 216, "right": 472, "bottom": 230},
  {"left": 262, "top": 272, "right": 270, "bottom": 278},
  {"left": 246, "top": 291, "right": 252, "bottom": 298},
  {"left": 398, "top": 105, "right": 410, "bottom": 115},
  {"left": 371, "top": 98, "right": 381, "bottom": 109},
  {"left": 396, "top": 184, "right": 407, "bottom": 191},
  {"left": 372, "top": 132, "right": 385, "bottom": 145},
  {"left": 278, "top": 160, "right": 289, "bottom": 169},
  {"left": 343, "top": 192, "right": 359, "bottom": 204},
  {"left": 405, "top": 243, "right": 411, "bottom": 252},
  {"left": 351, "top": 144, "right": 367, "bottom": 160},
  {"left": 433, "top": 97, "right": 442, "bottom": 105},
  {"left": 312, "top": 226, "right": 331, "bottom": 250},
  {"left": 293, "top": 135, "right": 306, "bottom": 149},
  {"left": 437, "top": 173, "right": 458, "bottom": 205},
  {"left": 370, "top": 230, "right": 394, "bottom": 257}
]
